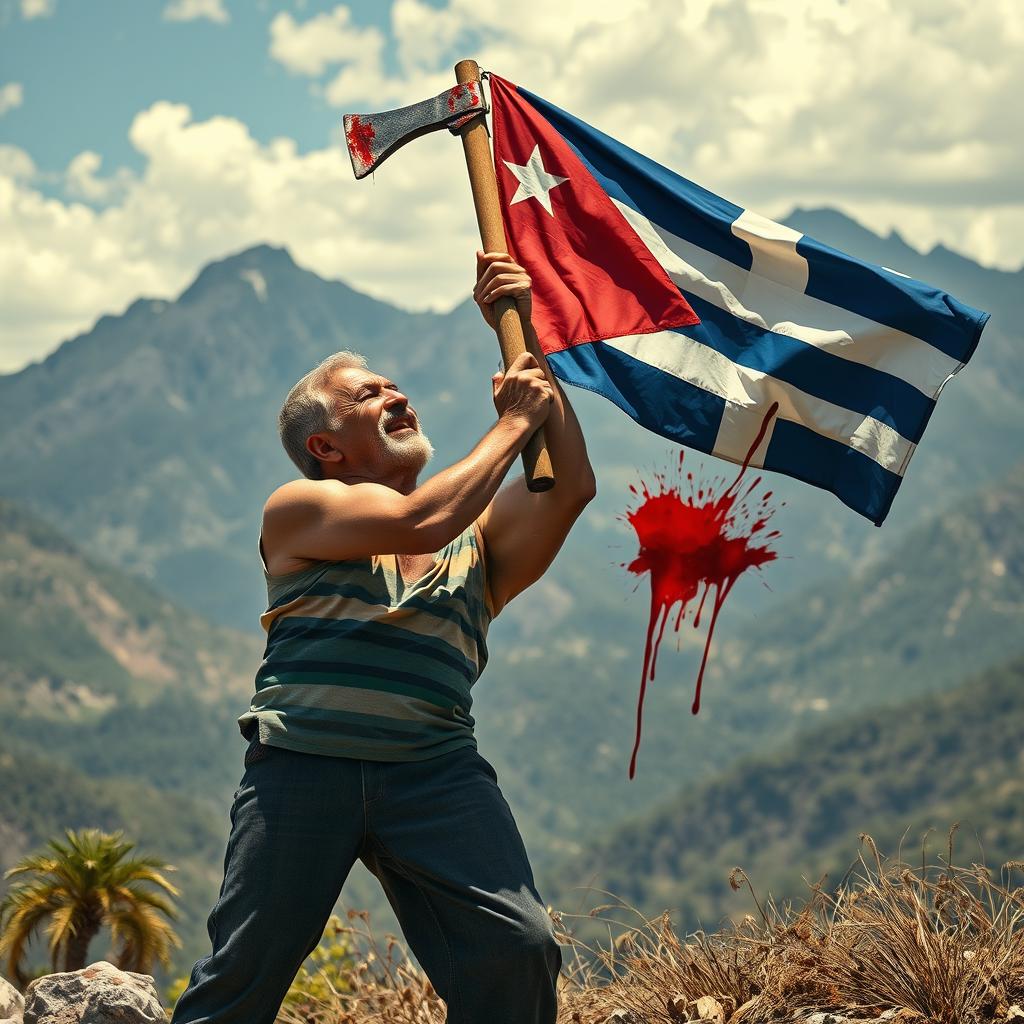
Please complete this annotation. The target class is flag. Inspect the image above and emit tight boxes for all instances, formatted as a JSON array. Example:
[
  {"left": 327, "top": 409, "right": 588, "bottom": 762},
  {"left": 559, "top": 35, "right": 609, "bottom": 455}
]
[{"left": 488, "top": 74, "right": 990, "bottom": 526}]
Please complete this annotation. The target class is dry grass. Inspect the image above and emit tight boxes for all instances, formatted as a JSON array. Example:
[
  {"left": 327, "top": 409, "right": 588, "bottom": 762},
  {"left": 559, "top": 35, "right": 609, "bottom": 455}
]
[
  {"left": 278, "top": 828, "right": 1024, "bottom": 1024},
  {"left": 276, "top": 910, "right": 445, "bottom": 1024}
]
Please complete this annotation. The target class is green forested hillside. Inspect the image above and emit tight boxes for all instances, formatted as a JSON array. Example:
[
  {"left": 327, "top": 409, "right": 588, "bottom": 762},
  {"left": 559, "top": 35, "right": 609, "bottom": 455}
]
[
  {"left": 0, "top": 498, "right": 259, "bottom": 715},
  {"left": 0, "top": 498, "right": 265, "bottom": 977},
  {"left": 0, "top": 499, "right": 409, "bottom": 974},
  {"left": 543, "top": 653, "right": 1024, "bottom": 935},
  {"left": 3, "top": 505, "right": 1022, "bottom": 978},
  {"left": 1, "top": 463, "right": 1022, "bottom": 975},
  {"left": 2, "top": 454, "right": 1023, "bottom": 876},
  {"left": 0, "top": 737, "right": 227, "bottom": 979}
]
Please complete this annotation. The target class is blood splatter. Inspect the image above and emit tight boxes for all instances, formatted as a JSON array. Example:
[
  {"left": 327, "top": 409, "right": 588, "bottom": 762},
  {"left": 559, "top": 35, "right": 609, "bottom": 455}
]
[
  {"left": 447, "top": 84, "right": 481, "bottom": 113},
  {"left": 346, "top": 115, "right": 376, "bottom": 171},
  {"left": 622, "top": 403, "right": 781, "bottom": 779}
]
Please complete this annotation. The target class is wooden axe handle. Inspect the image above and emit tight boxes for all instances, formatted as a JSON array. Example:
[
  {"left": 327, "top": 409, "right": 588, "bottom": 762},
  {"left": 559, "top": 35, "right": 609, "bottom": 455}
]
[{"left": 454, "top": 58, "right": 555, "bottom": 493}]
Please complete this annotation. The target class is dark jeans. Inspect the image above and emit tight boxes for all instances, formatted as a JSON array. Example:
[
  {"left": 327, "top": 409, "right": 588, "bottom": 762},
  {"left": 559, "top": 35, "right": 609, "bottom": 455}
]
[{"left": 170, "top": 740, "right": 561, "bottom": 1024}]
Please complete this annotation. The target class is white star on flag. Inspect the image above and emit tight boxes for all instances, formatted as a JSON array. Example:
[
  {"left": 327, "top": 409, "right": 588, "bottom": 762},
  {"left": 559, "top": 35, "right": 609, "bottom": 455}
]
[{"left": 503, "top": 144, "right": 568, "bottom": 216}]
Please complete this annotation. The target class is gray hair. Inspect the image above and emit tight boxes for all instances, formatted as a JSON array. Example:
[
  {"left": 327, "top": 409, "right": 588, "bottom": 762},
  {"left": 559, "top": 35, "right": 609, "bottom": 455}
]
[{"left": 279, "top": 350, "right": 368, "bottom": 479}]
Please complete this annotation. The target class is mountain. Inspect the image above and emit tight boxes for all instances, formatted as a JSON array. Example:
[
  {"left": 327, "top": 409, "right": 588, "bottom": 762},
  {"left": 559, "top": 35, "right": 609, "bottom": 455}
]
[
  {"left": 0, "top": 220, "right": 1019, "bottom": 868},
  {"left": 0, "top": 245, "right": 484, "bottom": 629},
  {"left": 2, "top": 211, "right": 1022, "bottom": 974},
  {"left": 9, "top": 442, "right": 1017, "bottom": 886},
  {"left": 0, "top": 498, "right": 258, "bottom": 716},
  {"left": 0, "top": 213, "right": 1019, "bottom": 637},
  {"left": 0, "top": 495, "right": 265, "bottom": 791},
  {"left": 542, "top": 651, "right": 1024, "bottom": 938}
]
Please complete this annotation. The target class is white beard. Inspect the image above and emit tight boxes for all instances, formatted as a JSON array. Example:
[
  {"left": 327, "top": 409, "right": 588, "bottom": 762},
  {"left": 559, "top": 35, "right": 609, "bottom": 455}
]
[{"left": 374, "top": 417, "right": 435, "bottom": 474}]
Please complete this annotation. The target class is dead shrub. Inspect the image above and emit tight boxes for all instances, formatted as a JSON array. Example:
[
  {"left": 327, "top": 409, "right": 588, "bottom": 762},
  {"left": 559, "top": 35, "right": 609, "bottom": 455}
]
[{"left": 276, "top": 829, "right": 1024, "bottom": 1024}]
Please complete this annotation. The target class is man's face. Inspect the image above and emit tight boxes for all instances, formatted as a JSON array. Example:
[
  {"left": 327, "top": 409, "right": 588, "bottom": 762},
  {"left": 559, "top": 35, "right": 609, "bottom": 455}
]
[{"left": 327, "top": 367, "right": 435, "bottom": 476}]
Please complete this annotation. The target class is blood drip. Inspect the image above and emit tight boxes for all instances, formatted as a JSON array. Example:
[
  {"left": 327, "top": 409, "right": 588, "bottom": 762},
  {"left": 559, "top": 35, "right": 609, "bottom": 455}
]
[
  {"left": 622, "top": 403, "right": 781, "bottom": 779},
  {"left": 346, "top": 115, "right": 376, "bottom": 170}
]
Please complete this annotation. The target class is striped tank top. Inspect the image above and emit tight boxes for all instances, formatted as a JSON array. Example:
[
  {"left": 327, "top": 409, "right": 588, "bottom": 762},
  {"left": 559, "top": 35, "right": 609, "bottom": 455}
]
[{"left": 237, "top": 520, "right": 496, "bottom": 761}]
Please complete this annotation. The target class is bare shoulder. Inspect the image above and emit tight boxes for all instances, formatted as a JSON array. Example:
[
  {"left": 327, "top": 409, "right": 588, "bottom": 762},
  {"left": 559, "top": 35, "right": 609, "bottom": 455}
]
[
  {"left": 261, "top": 477, "right": 421, "bottom": 566},
  {"left": 264, "top": 477, "right": 342, "bottom": 518},
  {"left": 261, "top": 479, "right": 346, "bottom": 574}
]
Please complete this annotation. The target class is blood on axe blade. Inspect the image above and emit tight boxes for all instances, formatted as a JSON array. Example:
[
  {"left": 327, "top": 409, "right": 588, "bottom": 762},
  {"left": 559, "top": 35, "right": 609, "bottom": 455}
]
[
  {"left": 341, "top": 61, "right": 555, "bottom": 493},
  {"left": 342, "top": 81, "right": 486, "bottom": 179}
]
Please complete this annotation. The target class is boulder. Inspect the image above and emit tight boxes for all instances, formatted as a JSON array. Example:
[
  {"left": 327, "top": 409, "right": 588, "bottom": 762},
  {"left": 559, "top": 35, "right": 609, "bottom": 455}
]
[
  {"left": 0, "top": 974, "right": 24, "bottom": 1024},
  {"left": 23, "top": 961, "right": 164, "bottom": 1024}
]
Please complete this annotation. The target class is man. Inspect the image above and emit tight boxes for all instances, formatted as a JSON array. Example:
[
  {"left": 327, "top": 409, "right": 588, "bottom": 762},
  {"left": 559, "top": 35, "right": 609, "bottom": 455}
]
[{"left": 171, "top": 251, "right": 597, "bottom": 1024}]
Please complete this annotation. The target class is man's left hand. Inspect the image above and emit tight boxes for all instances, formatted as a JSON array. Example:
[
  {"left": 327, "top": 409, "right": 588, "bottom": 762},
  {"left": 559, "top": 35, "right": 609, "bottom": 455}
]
[{"left": 473, "top": 251, "right": 532, "bottom": 332}]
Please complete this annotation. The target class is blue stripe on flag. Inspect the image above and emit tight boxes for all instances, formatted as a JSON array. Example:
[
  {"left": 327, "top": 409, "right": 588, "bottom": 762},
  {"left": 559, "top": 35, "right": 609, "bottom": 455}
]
[
  {"left": 795, "top": 235, "right": 989, "bottom": 364},
  {"left": 679, "top": 293, "right": 933, "bottom": 443},
  {"left": 518, "top": 85, "right": 990, "bottom": 365},
  {"left": 519, "top": 85, "right": 752, "bottom": 270},
  {"left": 546, "top": 342, "right": 725, "bottom": 453},
  {"left": 550, "top": 336, "right": 903, "bottom": 523},
  {"left": 764, "top": 419, "right": 902, "bottom": 526}
]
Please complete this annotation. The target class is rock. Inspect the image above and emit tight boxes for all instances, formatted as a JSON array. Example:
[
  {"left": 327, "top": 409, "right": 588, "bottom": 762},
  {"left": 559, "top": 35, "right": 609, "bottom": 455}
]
[
  {"left": 798, "top": 1011, "right": 924, "bottom": 1024},
  {"left": 696, "top": 996, "right": 726, "bottom": 1023},
  {"left": 23, "top": 961, "right": 164, "bottom": 1024},
  {"left": 0, "top": 974, "right": 24, "bottom": 1024}
]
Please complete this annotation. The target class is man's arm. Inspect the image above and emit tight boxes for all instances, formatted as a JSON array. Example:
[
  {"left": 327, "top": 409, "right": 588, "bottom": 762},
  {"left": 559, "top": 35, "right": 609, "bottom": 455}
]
[
  {"left": 474, "top": 254, "right": 597, "bottom": 615},
  {"left": 265, "top": 361, "right": 553, "bottom": 563}
]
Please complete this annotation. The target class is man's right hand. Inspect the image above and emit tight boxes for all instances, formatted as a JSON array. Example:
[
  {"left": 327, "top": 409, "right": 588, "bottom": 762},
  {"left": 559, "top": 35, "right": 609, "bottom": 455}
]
[{"left": 491, "top": 351, "right": 554, "bottom": 434}]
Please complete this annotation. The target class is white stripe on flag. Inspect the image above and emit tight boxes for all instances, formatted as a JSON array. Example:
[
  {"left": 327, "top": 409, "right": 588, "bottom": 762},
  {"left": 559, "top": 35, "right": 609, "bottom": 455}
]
[
  {"left": 611, "top": 199, "right": 960, "bottom": 398},
  {"left": 731, "top": 209, "right": 808, "bottom": 292},
  {"left": 713, "top": 402, "right": 776, "bottom": 468},
  {"left": 602, "top": 328, "right": 917, "bottom": 475}
]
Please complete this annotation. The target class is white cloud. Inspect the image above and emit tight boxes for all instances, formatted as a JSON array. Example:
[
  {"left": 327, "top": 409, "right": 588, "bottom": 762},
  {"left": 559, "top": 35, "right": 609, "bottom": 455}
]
[
  {"left": 162, "top": 0, "right": 229, "bottom": 24},
  {"left": 20, "top": 0, "right": 55, "bottom": 18},
  {"left": 0, "top": 103, "right": 478, "bottom": 372},
  {"left": 269, "top": 6, "right": 381, "bottom": 76},
  {"left": 266, "top": 0, "right": 1024, "bottom": 261},
  {"left": 1, "top": 0, "right": 1021, "bottom": 375},
  {"left": 0, "top": 143, "right": 35, "bottom": 179},
  {"left": 64, "top": 150, "right": 135, "bottom": 203},
  {"left": 0, "top": 82, "right": 23, "bottom": 116}
]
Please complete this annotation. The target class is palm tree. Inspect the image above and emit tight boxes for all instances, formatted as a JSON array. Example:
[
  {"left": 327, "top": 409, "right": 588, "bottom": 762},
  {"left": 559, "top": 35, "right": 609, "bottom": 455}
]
[{"left": 0, "top": 828, "right": 181, "bottom": 986}]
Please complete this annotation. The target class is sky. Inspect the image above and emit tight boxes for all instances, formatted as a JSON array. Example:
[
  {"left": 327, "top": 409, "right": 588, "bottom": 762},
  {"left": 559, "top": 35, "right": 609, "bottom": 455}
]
[{"left": 0, "top": 0, "right": 1021, "bottom": 373}]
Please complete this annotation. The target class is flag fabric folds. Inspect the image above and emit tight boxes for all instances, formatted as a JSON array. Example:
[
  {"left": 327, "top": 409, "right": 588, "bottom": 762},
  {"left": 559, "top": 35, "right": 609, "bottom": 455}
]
[{"left": 488, "top": 74, "right": 990, "bottom": 525}]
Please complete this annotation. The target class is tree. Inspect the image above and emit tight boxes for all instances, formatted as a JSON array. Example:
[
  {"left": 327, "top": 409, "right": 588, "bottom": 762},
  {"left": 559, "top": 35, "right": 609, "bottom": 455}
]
[{"left": 0, "top": 828, "right": 181, "bottom": 986}]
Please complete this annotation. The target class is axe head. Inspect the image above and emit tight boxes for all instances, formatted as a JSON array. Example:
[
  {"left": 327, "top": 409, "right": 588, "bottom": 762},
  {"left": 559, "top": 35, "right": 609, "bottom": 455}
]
[{"left": 343, "top": 81, "right": 487, "bottom": 179}]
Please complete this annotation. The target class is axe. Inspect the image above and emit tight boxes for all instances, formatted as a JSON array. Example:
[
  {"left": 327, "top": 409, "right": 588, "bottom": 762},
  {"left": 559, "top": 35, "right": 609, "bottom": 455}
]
[{"left": 342, "top": 59, "right": 555, "bottom": 492}]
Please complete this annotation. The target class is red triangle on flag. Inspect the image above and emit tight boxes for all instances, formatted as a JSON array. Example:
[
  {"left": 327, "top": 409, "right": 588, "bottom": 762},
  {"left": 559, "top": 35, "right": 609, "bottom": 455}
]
[{"left": 489, "top": 74, "right": 699, "bottom": 356}]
